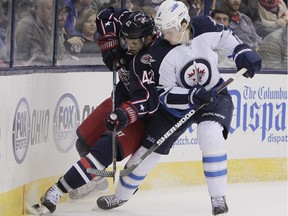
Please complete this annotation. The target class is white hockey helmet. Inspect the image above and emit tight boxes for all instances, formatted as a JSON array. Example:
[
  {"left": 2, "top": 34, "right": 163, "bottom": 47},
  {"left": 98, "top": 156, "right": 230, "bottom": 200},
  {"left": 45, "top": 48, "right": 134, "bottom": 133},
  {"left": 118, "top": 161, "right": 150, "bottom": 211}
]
[{"left": 155, "top": 0, "right": 190, "bottom": 32}]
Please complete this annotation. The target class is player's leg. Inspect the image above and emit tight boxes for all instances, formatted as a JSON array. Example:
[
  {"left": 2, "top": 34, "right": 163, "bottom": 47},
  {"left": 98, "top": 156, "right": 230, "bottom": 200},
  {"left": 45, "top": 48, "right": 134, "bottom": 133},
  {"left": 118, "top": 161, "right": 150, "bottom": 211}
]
[
  {"left": 69, "top": 118, "right": 147, "bottom": 200},
  {"left": 197, "top": 92, "right": 233, "bottom": 215},
  {"left": 97, "top": 145, "right": 161, "bottom": 210},
  {"left": 76, "top": 97, "right": 113, "bottom": 156},
  {"left": 198, "top": 121, "right": 228, "bottom": 215},
  {"left": 36, "top": 135, "right": 111, "bottom": 214},
  {"left": 35, "top": 119, "right": 146, "bottom": 214},
  {"left": 97, "top": 111, "right": 191, "bottom": 210},
  {"left": 69, "top": 97, "right": 112, "bottom": 200}
]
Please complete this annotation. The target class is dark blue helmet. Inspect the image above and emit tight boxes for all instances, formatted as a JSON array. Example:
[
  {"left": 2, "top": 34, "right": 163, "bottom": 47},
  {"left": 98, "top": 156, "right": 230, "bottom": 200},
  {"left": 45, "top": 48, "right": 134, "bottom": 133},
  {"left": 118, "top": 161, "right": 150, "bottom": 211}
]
[{"left": 120, "top": 11, "right": 155, "bottom": 40}]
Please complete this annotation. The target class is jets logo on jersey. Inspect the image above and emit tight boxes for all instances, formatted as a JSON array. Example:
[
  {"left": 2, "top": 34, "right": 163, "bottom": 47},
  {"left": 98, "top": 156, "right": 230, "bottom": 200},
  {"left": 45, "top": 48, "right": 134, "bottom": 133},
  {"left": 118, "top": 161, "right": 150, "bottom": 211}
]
[
  {"left": 140, "top": 54, "right": 155, "bottom": 64},
  {"left": 187, "top": 67, "right": 205, "bottom": 82},
  {"left": 180, "top": 58, "right": 211, "bottom": 88}
]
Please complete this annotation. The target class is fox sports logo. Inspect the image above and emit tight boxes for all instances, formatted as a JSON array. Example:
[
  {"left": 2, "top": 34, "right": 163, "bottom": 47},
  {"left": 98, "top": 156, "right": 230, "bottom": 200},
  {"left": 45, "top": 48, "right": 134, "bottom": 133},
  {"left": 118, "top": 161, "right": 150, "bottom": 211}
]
[
  {"left": 12, "top": 97, "right": 31, "bottom": 164},
  {"left": 53, "top": 93, "right": 80, "bottom": 153}
]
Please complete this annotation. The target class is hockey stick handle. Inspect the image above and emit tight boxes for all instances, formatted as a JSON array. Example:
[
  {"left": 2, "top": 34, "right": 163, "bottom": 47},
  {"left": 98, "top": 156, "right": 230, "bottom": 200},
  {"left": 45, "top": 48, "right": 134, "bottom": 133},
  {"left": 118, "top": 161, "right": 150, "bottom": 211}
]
[
  {"left": 87, "top": 68, "right": 247, "bottom": 177},
  {"left": 216, "top": 68, "right": 247, "bottom": 93},
  {"left": 112, "top": 61, "right": 117, "bottom": 182}
]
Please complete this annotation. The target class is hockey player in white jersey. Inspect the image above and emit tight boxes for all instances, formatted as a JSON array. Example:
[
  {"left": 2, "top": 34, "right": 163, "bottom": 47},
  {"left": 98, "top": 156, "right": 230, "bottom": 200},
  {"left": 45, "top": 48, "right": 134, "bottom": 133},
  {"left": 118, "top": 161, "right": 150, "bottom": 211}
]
[{"left": 96, "top": 1, "right": 262, "bottom": 215}]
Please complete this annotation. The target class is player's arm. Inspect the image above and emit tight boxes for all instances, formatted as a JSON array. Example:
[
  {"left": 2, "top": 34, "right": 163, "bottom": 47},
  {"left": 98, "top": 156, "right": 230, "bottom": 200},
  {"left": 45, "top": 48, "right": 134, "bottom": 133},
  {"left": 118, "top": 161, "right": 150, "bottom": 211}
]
[
  {"left": 159, "top": 84, "right": 219, "bottom": 118},
  {"left": 96, "top": 8, "right": 131, "bottom": 70},
  {"left": 195, "top": 16, "right": 262, "bottom": 79},
  {"left": 105, "top": 55, "right": 159, "bottom": 132}
]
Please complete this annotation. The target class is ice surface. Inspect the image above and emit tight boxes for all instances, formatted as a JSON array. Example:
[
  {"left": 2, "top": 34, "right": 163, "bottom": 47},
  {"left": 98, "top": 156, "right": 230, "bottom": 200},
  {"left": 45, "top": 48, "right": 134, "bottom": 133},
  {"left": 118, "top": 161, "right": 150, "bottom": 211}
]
[{"left": 26, "top": 181, "right": 287, "bottom": 216}]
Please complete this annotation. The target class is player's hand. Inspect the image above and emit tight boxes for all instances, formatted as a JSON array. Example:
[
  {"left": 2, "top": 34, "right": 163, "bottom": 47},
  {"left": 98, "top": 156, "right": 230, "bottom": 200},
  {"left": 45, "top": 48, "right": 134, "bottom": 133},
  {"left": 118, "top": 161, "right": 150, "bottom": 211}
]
[
  {"left": 104, "top": 102, "right": 138, "bottom": 132},
  {"left": 189, "top": 84, "right": 219, "bottom": 111},
  {"left": 233, "top": 43, "right": 262, "bottom": 78},
  {"left": 98, "top": 32, "right": 126, "bottom": 71}
]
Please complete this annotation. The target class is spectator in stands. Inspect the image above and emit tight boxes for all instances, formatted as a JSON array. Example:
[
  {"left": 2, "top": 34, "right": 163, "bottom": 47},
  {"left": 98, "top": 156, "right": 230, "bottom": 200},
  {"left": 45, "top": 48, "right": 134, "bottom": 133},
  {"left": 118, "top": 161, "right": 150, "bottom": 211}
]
[
  {"left": 58, "top": 0, "right": 83, "bottom": 63},
  {"left": 138, "top": 5, "right": 157, "bottom": 19},
  {"left": 15, "top": 0, "right": 54, "bottom": 65},
  {"left": 16, "top": 0, "right": 35, "bottom": 21},
  {"left": 91, "top": 0, "right": 102, "bottom": 10},
  {"left": 210, "top": 9, "right": 236, "bottom": 68},
  {"left": 65, "top": 0, "right": 93, "bottom": 36},
  {"left": 258, "top": 0, "right": 288, "bottom": 32},
  {"left": 196, "top": 0, "right": 216, "bottom": 16},
  {"left": 0, "top": 2, "right": 7, "bottom": 67},
  {"left": 73, "top": 7, "right": 99, "bottom": 54},
  {"left": 187, "top": 0, "right": 200, "bottom": 17},
  {"left": 211, "top": 8, "right": 231, "bottom": 26},
  {"left": 0, "top": 31, "right": 6, "bottom": 66},
  {"left": 16, "top": 0, "right": 77, "bottom": 66},
  {"left": 258, "top": 24, "right": 287, "bottom": 69},
  {"left": 109, "top": 0, "right": 134, "bottom": 11},
  {"left": 238, "top": 0, "right": 271, "bottom": 38},
  {"left": 224, "top": 0, "right": 262, "bottom": 51},
  {"left": 151, "top": 0, "right": 164, "bottom": 10},
  {"left": 136, "top": 0, "right": 153, "bottom": 7},
  {"left": 58, "top": 0, "right": 84, "bottom": 55},
  {"left": 124, "top": 0, "right": 134, "bottom": 11}
]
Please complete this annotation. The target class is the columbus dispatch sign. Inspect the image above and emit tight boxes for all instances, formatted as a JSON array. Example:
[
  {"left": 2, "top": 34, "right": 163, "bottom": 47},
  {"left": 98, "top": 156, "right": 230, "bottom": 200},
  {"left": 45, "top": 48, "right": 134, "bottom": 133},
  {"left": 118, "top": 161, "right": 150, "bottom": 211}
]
[
  {"left": 173, "top": 86, "right": 287, "bottom": 147},
  {"left": 230, "top": 86, "right": 287, "bottom": 144}
]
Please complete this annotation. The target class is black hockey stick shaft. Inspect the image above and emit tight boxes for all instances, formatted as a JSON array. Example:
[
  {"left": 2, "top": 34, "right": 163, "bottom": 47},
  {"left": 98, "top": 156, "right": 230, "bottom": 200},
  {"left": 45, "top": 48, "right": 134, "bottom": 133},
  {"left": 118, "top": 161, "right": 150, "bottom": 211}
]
[
  {"left": 87, "top": 68, "right": 247, "bottom": 177},
  {"left": 111, "top": 62, "right": 117, "bottom": 183}
]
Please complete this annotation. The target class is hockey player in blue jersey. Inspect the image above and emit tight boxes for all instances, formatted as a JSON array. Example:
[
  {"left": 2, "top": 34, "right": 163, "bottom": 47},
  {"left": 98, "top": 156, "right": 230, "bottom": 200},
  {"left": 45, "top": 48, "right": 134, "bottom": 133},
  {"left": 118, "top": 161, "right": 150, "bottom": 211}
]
[
  {"left": 96, "top": 1, "right": 262, "bottom": 215},
  {"left": 30, "top": 9, "right": 163, "bottom": 215}
]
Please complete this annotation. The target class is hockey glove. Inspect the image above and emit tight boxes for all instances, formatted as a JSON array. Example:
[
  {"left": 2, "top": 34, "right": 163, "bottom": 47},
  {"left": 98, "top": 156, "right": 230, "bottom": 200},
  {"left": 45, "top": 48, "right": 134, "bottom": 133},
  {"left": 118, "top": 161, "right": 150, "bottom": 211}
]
[
  {"left": 105, "top": 102, "right": 138, "bottom": 132},
  {"left": 233, "top": 43, "right": 262, "bottom": 78},
  {"left": 189, "top": 84, "right": 219, "bottom": 111},
  {"left": 98, "top": 32, "right": 126, "bottom": 71}
]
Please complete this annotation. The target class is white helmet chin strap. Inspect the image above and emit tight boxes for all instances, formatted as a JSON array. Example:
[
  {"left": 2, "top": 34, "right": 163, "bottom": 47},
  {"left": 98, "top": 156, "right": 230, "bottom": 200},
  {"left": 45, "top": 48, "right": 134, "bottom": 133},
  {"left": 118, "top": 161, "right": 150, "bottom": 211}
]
[{"left": 177, "top": 29, "right": 185, "bottom": 44}]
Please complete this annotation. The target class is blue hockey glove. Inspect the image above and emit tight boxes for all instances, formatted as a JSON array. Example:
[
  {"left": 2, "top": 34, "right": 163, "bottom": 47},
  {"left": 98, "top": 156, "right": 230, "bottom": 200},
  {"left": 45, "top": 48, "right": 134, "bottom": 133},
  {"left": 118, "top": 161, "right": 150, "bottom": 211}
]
[
  {"left": 105, "top": 102, "right": 138, "bottom": 132},
  {"left": 233, "top": 43, "right": 262, "bottom": 78},
  {"left": 189, "top": 84, "right": 219, "bottom": 111}
]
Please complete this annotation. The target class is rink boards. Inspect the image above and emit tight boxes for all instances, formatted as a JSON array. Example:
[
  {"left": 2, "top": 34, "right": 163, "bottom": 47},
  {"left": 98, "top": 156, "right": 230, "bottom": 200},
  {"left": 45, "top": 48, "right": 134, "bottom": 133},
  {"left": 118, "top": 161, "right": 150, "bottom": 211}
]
[{"left": 0, "top": 71, "right": 286, "bottom": 215}]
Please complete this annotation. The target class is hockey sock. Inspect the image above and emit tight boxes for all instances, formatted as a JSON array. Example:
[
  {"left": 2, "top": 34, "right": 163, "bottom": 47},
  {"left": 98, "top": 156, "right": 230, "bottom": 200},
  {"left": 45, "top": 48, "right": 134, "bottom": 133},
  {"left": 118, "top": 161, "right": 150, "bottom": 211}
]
[
  {"left": 197, "top": 121, "right": 227, "bottom": 197},
  {"left": 115, "top": 146, "right": 161, "bottom": 201},
  {"left": 202, "top": 152, "right": 227, "bottom": 197},
  {"left": 57, "top": 153, "right": 105, "bottom": 193}
]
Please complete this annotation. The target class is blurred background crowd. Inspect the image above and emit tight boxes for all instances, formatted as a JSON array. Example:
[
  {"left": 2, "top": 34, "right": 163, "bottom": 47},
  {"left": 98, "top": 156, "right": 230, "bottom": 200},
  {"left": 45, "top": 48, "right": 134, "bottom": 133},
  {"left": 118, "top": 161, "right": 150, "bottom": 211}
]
[{"left": 0, "top": 0, "right": 287, "bottom": 69}]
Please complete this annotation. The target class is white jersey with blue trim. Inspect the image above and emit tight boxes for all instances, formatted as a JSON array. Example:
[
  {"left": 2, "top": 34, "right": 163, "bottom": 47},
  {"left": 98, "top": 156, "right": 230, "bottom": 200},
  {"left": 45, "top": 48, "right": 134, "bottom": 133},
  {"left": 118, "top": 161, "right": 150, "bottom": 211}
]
[{"left": 156, "top": 16, "right": 241, "bottom": 116}]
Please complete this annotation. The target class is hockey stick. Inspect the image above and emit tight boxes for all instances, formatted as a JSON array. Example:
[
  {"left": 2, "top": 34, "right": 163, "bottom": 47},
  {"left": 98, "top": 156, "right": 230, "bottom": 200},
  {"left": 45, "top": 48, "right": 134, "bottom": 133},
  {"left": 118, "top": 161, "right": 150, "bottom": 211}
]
[
  {"left": 111, "top": 62, "right": 117, "bottom": 183},
  {"left": 87, "top": 68, "right": 247, "bottom": 177}
]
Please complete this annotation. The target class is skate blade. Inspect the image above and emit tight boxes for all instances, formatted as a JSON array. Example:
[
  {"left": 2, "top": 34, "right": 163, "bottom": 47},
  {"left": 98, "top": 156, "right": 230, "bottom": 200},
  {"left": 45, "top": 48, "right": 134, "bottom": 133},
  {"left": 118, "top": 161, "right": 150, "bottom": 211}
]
[
  {"left": 26, "top": 204, "right": 50, "bottom": 215},
  {"left": 214, "top": 213, "right": 229, "bottom": 216},
  {"left": 26, "top": 204, "right": 40, "bottom": 216},
  {"left": 69, "top": 187, "right": 109, "bottom": 201}
]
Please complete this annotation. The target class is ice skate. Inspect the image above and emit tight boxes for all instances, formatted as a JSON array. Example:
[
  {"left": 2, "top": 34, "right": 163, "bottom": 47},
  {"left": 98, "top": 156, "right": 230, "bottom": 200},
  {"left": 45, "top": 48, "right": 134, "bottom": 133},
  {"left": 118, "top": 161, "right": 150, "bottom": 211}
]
[
  {"left": 68, "top": 176, "right": 109, "bottom": 200},
  {"left": 97, "top": 194, "right": 127, "bottom": 210},
  {"left": 30, "top": 203, "right": 51, "bottom": 215},
  {"left": 36, "top": 184, "right": 63, "bottom": 214},
  {"left": 211, "top": 196, "right": 228, "bottom": 215}
]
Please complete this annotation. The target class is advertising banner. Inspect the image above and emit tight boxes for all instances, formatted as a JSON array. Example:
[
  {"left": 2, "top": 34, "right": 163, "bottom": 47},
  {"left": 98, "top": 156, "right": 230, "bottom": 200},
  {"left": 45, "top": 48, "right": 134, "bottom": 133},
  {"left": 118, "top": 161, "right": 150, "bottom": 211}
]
[{"left": 0, "top": 72, "right": 286, "bottom": 193}]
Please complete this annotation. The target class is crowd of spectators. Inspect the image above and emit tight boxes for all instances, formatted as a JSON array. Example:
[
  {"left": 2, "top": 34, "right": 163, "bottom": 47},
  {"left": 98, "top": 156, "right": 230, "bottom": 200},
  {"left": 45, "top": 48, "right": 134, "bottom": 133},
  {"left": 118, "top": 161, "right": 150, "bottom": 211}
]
[
  {"left": 0, "top": 0, "right": 7, "bottom": 67},
  {"left": 0, "top": 0, "right": 287, "bottom": 69}
]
